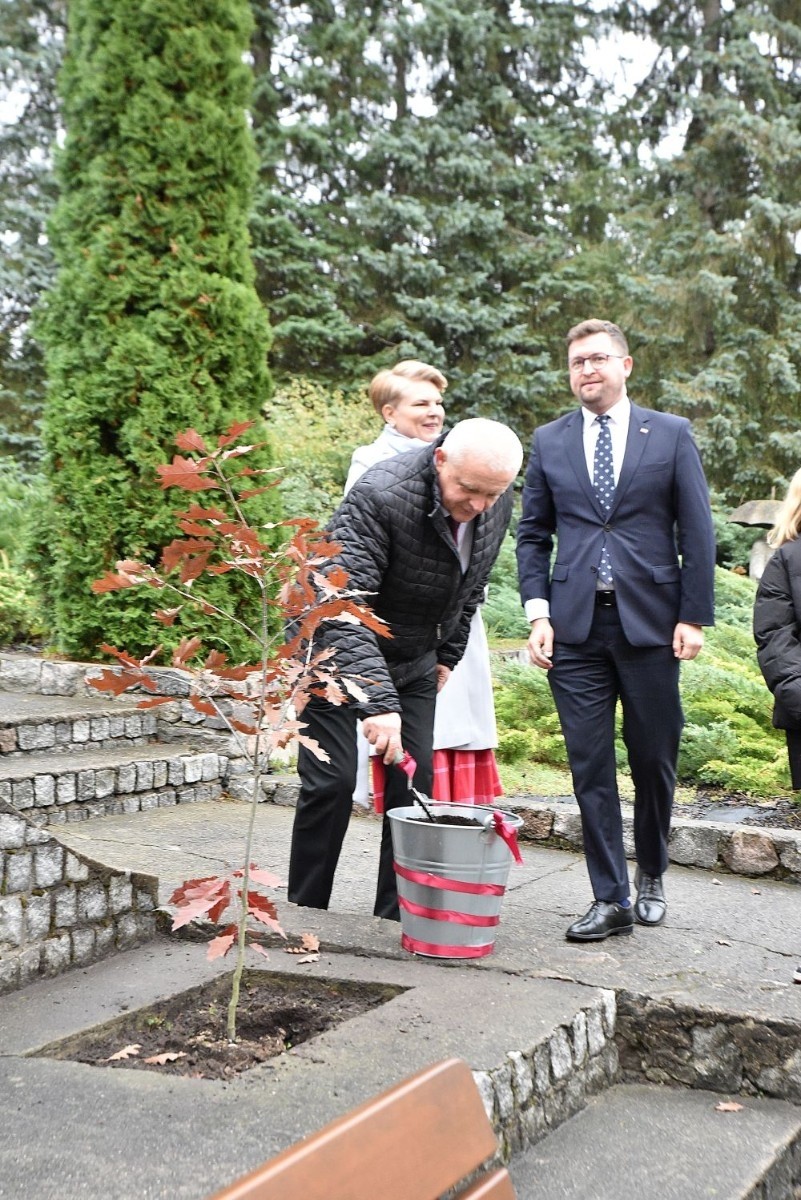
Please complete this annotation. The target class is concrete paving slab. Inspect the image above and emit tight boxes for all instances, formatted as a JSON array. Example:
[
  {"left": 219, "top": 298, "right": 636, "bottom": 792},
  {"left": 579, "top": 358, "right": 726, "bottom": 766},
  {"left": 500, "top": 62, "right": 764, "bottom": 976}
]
[
  {"left": 510, "top": 1082, "right": 801, "bottom": 1200},
  {"left": 2, "top": 797, "right": 801, "bottom": 1200},
  {"left": 0, "top": 692, "right": 140, "bottom": 721},
  {"left": 0, "top": 944, "right": 596, "bottom": 1200},
  {"left": 52, "top": 799, "right": 801, "bottom": 1021}
]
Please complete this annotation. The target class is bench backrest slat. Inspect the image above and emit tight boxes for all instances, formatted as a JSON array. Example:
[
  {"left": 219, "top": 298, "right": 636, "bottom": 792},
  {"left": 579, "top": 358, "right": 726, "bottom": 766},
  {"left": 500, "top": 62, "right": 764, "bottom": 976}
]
[{"left": 210, "top": 1058, "right": 515, "bottom": 1200}]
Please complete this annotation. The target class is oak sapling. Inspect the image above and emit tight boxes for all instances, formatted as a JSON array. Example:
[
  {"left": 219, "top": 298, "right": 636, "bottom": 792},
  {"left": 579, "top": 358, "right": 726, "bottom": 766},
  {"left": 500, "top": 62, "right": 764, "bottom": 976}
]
[{"left": 89, "top": 421, "right": 388, "bottom": 1041}]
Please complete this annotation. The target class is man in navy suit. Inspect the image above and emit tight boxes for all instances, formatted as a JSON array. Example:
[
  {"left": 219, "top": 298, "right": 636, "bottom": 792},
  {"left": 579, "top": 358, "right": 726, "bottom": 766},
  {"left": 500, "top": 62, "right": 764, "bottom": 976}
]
[{"left": 517, "top": 319, "right": 716, "bottom": 941}]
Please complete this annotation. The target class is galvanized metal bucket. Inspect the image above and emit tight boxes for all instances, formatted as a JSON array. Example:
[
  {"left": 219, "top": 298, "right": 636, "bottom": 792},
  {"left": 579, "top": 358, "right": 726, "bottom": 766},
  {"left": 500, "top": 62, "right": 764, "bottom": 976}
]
[{"left": 388, "top": 802, "right": 523, "bottom": 959}]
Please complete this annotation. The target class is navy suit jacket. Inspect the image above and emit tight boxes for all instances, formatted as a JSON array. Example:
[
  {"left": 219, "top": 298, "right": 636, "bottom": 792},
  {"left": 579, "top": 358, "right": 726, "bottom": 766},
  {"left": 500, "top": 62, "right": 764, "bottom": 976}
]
[{"left": 516, "top": 402, "right": 716, "bottom": 646}]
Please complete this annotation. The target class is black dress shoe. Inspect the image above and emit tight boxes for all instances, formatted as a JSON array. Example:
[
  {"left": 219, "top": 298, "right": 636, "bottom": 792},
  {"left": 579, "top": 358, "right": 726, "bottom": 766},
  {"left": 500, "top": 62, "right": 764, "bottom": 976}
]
[
  {"left": 634, "top": 868, "right": 666, "bottom": 926},
  {"left": 565, "top": 900, "right": 634, "bottom": 942}
]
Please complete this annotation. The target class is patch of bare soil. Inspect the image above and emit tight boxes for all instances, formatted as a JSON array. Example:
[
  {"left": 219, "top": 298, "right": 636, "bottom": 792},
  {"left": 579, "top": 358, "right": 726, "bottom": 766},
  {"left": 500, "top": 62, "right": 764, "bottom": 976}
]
[
  {"left": 675, "top": 789, "right": 801, "bottom": 829},
  {"left": 35, "top": 970, "right": 405, "bottom": 1080}
]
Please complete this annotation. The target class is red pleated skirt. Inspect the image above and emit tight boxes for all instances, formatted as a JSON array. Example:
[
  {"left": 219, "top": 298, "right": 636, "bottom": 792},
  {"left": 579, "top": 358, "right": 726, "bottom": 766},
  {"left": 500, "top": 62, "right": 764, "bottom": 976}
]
[{"left": 371, "top": 749, "right": 502, "bottom": 814}]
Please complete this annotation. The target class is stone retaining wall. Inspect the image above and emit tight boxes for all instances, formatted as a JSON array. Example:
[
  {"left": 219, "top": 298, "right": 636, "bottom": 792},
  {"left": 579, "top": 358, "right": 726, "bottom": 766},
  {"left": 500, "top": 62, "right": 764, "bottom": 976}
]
[
  {"left": 0, "top": 800, "right": 158, "bottom": 996},
  {"left": 0, "top": 653, "right": 193, "bottom": 699},
  {"left": 0, "top": 653, "right": 271, "bottom": 782},
  {"left": 1, "top": 707, "right": 159, "bottom": 756},
  {"left": 2, "top": 751, "right": 228, "bottom": 826},
  {"left": 477, "top": 989, "right": 619, "bottom": 1158},
  {"left": 481, "top": 987, "right": 801, "bottom": 1171},
  {"left": 513, "top": 800, "right": 801, "bottom": 886},
  {"left": 616, "top": 991, "right": 801, "bottom": 1103}
]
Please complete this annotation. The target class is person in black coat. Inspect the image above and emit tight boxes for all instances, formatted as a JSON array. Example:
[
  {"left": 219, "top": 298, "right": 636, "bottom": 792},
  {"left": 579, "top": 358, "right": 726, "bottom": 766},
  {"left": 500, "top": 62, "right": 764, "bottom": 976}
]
[
  {"left": 287, "top": 418, "right": 523, "bottom": 921},
  {"left": 753, "top": 467, "right": 801, "bottom": 791},
  {"left": 754, "top": 466, "right": 801, "bottom": 986}
]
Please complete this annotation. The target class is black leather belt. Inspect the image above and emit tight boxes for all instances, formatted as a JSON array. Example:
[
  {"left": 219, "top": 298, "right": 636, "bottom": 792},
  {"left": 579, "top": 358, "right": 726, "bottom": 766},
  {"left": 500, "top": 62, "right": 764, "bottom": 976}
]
[{"left": 595, "top": 591, "right": 617, "bottom": 607}]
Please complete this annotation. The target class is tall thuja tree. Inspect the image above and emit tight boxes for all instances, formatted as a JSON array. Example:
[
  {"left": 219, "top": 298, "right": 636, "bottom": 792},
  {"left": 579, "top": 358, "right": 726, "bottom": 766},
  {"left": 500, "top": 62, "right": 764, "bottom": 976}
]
[
  {"left": 36, "top": 0, "right": 275, "bottom": 657},
  {"left": 609, "top": 0, "right": 801, "bottom": 502},
  {"left": 0, "top": 0, "right": 66, "bottom": 468}
]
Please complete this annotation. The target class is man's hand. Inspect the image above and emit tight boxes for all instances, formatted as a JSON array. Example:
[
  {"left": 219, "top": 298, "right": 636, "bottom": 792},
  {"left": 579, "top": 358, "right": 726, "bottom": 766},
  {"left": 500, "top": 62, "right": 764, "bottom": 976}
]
[
  {"left": 673, "top": 622, "right": 704, "bottom": 661},
  {"left": 527, "top": 618, "right": 554, "bottom": 670},
  {"left": 362, "top": 712, "right": 403, "bottom": 764},
  {"left": 436, "top": 664, "right": 452, "bottom": 692}
]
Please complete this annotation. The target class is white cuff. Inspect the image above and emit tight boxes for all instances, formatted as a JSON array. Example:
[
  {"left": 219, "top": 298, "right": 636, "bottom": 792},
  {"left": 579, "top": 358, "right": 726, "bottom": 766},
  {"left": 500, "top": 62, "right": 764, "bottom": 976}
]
[{"left": 524, "top": 598, "right": 550, "bottom": 622}]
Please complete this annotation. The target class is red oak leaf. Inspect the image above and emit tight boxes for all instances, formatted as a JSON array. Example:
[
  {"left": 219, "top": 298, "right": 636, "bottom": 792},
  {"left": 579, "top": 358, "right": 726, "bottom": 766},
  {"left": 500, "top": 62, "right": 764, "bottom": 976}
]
[
  {"left": 157, "top": 457, "right": 219, "bottom": 492},
  {"left": 174, "top": 429, "right": 208, "bottom": 454},
  {"left": 207, "top": 925, "right": 237, "bottom": 960},
  {"left": 217, "top": 420, "right": 255, "bottom": 447}
]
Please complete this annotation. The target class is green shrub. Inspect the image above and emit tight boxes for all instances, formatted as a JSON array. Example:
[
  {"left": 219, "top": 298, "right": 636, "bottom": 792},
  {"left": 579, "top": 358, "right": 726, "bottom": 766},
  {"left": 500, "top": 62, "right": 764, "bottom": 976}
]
[
  {"left": 0, "top": 463, "right": 48, "bottom": 645},
  {"left": 0, "top": 554, "right": 43, "bottom": 645},
  {"left": 496, "top": 728, "right": 536, "bottom": 763},
  {"left": 484, "top": 534, "right": 530, "bottom": 640},
  {"left": 491, "top": 565, "right": 791, "bottom": 799},
  {"left": 492, "top": 660, "right": 568, "bottom": 769},
  {"left": 698, "top": 756, "right": 791, "bottom": 794},
  {"left": 669, "top": 569, "right": 785, "bottom": 794},
  {"left": 678, "top": 721, "right": 740, "bottom": 778},
  {"left": 711, "top": 565, "right": 757, "bottom": 630},
  {"left": 0, "top": 460, "right": 39, "bottom": 562},
  {"left": 711, "top": 498, "right": 757, "bottom": 572},
  {"left": 265, "top": 376, "right": 374, "bottom": 523}
]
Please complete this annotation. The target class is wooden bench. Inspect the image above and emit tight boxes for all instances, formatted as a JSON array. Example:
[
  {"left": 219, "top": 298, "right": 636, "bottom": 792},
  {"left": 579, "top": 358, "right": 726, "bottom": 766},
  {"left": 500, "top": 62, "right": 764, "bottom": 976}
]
[{"left": 209, "top": 1057, "right": 517, "bottom": 1200}]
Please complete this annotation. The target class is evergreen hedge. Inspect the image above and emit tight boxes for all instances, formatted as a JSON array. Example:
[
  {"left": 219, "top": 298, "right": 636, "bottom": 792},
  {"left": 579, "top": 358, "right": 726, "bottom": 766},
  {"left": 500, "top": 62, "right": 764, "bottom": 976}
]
[
  {"left": 492, "top": 567, "right": 790, "bottom": 799},
  {"left": 34, "top": 0, "right": 275, "bottom": 660}
]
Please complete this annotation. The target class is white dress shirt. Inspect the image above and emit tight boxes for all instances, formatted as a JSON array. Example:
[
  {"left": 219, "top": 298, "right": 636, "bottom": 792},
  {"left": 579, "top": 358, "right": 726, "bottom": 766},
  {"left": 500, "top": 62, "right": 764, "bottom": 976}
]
[{"left": 525, "top": 394, "right": 631, "bottom": 623}]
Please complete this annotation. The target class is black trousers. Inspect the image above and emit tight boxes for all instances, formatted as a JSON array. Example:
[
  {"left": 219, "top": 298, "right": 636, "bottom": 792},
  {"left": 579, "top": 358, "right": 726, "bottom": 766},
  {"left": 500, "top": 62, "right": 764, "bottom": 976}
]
[
  {"left": 786, "top": 728, "right": 801, "bottom": 790},
  {"left": 287, "top": 672, "right": 437, "bottom": 920},
  {"left": 548, "top": 603, "right": 683, "bottom": 904}
]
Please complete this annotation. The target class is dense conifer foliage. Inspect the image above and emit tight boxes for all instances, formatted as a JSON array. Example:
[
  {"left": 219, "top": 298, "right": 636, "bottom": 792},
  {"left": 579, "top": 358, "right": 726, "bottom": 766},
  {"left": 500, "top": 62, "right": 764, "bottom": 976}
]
[
  {"left": 0, "top": 0, "right": 799, "bottom": 518},
  {"left": 34, "top": 0, "right": 275, "bottom": 657}
]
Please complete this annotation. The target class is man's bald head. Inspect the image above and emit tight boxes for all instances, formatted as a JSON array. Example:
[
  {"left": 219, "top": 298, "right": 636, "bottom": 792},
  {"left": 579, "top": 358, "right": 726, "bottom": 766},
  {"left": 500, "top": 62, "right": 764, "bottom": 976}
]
[{"left": 435, "top": 418, "right": 522, "bottom": 522}]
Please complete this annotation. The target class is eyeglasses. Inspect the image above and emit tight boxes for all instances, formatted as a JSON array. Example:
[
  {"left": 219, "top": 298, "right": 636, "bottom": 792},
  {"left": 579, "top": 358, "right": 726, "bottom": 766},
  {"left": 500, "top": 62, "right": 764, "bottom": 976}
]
[{"left": 568, "top": 353, "right": 626, "bottom": 372}]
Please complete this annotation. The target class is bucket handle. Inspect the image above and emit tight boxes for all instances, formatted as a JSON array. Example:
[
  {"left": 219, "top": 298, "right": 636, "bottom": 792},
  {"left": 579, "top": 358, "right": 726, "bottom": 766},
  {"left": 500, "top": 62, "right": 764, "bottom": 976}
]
[{"left": 483, "top": 811, "right": 523, "bottom": 864}]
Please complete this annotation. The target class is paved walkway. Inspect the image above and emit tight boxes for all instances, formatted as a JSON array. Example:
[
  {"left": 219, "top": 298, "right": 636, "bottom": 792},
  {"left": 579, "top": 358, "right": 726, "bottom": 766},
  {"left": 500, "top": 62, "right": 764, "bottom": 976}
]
[{"left": 1, "top": 798, "right": 801, "bottom": 1199}]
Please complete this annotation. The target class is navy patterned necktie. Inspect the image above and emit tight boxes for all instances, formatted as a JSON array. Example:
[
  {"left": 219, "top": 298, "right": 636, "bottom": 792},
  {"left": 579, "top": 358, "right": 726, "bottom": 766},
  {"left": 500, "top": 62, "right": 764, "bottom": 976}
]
[{"left": 593, "top": 414, "right": 615, "bottom": 587}]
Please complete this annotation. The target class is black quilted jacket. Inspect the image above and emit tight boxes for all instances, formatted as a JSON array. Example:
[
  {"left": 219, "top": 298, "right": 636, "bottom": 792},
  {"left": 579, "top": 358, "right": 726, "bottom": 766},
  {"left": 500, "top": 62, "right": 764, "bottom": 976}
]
[
  {"left": 754, "top": 537, "right": 801, "bottom": 729},
  {"left": 319, "top": 441, "right": 514, "bottom": 718}
]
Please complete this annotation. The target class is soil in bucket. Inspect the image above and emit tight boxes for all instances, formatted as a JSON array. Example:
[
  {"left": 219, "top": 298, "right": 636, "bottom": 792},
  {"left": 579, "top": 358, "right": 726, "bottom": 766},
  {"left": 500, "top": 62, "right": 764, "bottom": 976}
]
[{"left": 405, "top": 813, "right": 484, "bottom": 828}]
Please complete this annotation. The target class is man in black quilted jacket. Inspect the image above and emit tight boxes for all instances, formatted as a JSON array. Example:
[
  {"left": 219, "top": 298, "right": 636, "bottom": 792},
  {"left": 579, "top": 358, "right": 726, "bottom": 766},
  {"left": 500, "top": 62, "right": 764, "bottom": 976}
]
[{"left": 288, "top": 417, "right": 523, "bottom": 920}]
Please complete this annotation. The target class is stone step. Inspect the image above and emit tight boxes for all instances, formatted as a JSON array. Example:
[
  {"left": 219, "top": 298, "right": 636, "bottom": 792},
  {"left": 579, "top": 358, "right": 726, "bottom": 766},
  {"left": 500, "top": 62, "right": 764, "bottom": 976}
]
[
  {"left": 0, "top": 692, "right": 158, "bottom": 756},
  {"left": 509, "top": 1082, "right": 801, "bottom": 1200},
  {"left": 0, "top": 743, "right": 229, "bottom": 825}
]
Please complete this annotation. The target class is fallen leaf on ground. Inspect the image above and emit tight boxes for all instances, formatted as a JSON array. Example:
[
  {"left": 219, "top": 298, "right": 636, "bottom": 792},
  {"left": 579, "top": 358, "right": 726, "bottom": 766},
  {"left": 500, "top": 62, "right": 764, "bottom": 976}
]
[
  {"left": 106, "top": 1044, "right": 141, "bottom": 1061},
  {"left": 285, "top": 932, "right": 320, "bottom": 954},
  {"left": 144, "top": 1051, "right": 187, "bottom": 1065},
  {"left": 715, "top": 1101, "right": 744, "bottom": 1113},
  {"left": 293, "top": 953, "right": 321, "bottom": 965}
]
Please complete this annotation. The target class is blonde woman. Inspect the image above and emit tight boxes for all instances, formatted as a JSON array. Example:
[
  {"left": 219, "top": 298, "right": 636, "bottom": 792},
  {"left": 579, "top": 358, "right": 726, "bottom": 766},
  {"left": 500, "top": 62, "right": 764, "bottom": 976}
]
[
  {"left": 345, "top": 361, "right": 503, "bottom": 810},
  {"left": 753, "top": 467, "right": 801, "bottom": 984}
]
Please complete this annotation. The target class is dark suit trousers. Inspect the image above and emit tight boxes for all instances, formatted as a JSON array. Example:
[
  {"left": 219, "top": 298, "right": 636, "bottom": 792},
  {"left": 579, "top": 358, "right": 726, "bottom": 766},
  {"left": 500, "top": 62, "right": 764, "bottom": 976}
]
[
  {"left": 548, "top": 604, "right": 683, "bottom": 903},
  {"left": 287, "top": 673, "right": 437, "bottom": 920}
]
